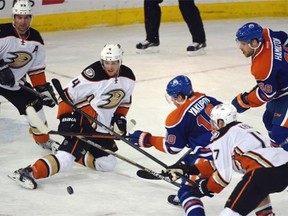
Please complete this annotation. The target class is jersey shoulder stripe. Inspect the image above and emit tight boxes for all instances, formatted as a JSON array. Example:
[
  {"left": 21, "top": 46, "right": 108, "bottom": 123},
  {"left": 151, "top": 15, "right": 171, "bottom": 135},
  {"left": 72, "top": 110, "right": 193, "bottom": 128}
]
[
  {"left": 81, "top": 61, "right": 135, "bottom": 82},
  {"left": 0, "top": 23, "right": 43, "bottom": 44},
  {"left": 251, "top": 28, "right": 273, "bottom": 81},
  {"left": 119, "top": 65, "right": 136, "bottom": 81},
  {"left": 0, "top": 23, "right": 16, "bottom": 38},
  {"left": 165, "top": 92, "right": 206, "bottom": 127},
  {"left": 28, "top": 27, "right": 44, "bottom": 45}
]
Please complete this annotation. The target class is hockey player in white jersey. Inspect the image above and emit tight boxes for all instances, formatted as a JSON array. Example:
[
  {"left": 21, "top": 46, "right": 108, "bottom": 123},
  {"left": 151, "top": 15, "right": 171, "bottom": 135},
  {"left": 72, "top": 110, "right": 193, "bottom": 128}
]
[
  {"left": 10, "top": 43, "right": 136, "bottom": 190},
  {"left": 164, "top": 104, "right": 288, "bottom": 216},
  {"left": 0, "top": 1, "right": 57, "bottom": 150}
]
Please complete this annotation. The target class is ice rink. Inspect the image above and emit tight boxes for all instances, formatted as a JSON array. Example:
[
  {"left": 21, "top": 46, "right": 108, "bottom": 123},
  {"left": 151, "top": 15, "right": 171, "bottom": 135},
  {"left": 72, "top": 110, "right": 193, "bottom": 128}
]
[{"left": 0, "top": 18, "right": 287, "bottom": 216}]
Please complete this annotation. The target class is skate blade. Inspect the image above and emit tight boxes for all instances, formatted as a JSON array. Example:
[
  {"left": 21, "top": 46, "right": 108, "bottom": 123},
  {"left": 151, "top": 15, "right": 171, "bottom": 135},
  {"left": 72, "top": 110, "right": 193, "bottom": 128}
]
[
  {"left": 136, "top": 47, "right": 160, "bottom": 54},
  {"left": 187, "top": 48, "right": 206, "bottom": 56},
  {"left": 8, "top": 173, "right": 37, "bottom": 189}
]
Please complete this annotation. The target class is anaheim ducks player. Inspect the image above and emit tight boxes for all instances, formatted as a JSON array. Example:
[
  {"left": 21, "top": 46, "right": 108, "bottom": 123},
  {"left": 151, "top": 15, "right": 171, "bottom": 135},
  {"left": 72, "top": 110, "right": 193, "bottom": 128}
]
[
  {"left": 10, "top": 43, "right": 136, "bottom": 189},
  {"left": 165, "top": 104, "right": 288, "bottom": 216},
  {"left": 0, "top": 1, "right": 58, "bottom": 150}
]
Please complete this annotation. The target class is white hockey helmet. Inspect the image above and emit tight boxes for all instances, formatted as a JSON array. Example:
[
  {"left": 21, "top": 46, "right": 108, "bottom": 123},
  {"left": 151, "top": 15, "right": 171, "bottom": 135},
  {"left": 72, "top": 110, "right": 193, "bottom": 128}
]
[
  {"left": 210, "top": 103, "right": 237, "bottom": 129},
  {"left": 100, "top": 43, "right": 123, "bottom": 64},
  {"left": 12, "top": 0, "right": 32, "bottom": 16}
]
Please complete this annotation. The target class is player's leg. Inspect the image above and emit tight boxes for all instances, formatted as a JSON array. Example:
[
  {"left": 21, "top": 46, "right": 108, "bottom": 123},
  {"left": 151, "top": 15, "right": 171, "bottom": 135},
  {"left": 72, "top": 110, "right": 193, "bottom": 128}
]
[
  {"left": 268, "top": 97, "right": 288, "bottom": 149},
  {"left": 178, "top": 0, "right": 206, "bottom": 55},
  {"left": 10, "top": 150, "right": 76, "bottom": 189},
  {"left": 78, "top": 138, "right": 118, "bottom": 172},
  {"left": 223, "top": 165, "right": 288, "bottom": 215},
  {"left": 178, "top": 185, "right": 206, "bottom": 216},
  {"left": 167, "top": 154, "right": 212, "bottom": 206},
  {"left": 136, "top": 0, "right": 162, "bottom": 52},
  {"left": 0, "top": 83, "right": 57, "bottom": 150}
]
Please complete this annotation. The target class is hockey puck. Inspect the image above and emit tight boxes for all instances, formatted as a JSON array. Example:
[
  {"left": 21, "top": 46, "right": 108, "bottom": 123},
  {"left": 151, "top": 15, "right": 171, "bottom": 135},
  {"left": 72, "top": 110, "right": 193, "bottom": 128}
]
[{"left": 67, "top": 186, "right": 74, "bottom": 195}]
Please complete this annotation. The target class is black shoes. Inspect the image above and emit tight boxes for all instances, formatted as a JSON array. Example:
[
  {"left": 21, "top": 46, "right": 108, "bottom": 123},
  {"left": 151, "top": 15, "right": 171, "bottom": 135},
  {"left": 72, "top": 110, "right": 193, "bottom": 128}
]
[
  {"left": 167, "top": 194, "right": 181, "bottom": 206},
  {"left": 136, "top": 40, "right": 160, "bottom": 54}
]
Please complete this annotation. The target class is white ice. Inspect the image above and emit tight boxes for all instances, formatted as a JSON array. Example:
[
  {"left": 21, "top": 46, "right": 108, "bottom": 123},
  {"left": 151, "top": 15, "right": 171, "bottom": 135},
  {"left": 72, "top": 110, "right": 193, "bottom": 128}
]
[{"left": 0, "top": 18, "right": 287, "bottom": 216}]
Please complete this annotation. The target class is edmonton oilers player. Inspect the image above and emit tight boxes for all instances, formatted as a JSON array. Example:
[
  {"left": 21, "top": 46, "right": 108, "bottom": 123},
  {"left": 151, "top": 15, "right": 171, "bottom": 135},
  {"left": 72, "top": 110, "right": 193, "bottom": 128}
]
[
  {"left": 128, "top": 75, "right": 222, "bottom": 215},
  {"left": 232, "top": 22, "right": 288, "bottom": 150}
]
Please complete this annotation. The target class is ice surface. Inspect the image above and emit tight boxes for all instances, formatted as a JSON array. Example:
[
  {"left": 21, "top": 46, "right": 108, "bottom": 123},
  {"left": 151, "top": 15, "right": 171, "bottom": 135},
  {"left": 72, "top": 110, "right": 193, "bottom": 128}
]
[{"left": 0, "top": 18, "right": 287, "bottom": 216}]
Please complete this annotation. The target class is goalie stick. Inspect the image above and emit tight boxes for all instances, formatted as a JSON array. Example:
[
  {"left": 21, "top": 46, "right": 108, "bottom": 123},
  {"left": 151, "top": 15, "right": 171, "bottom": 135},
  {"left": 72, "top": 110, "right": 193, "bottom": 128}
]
[
  {"left": 25, "top": 106, "right": 180, "bottom": 188},
  {"left": 51, "top": 78, "right": 196, "bottom": 186}
]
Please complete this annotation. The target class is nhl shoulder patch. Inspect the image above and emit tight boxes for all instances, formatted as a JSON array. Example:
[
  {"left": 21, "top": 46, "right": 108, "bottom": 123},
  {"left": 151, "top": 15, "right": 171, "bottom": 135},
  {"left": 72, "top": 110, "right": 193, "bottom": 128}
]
[{"left": 83, "top": 68, "right": 95, "bottom": 78}]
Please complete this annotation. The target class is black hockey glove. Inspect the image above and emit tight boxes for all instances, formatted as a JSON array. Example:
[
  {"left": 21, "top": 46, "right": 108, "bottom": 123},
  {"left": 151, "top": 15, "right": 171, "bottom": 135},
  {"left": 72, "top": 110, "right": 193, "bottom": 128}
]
[
  {"left": 0, "top": 59, "right": 15, "bottom": 87},
  {"left": 111, "top": 114, "right": 127, "bottom": 136},
  {"left": 190, "top": 178, "right": 214, "bottom": 198},
  {"left": 35, "top": 82, "right": 57, "bottom": 107},
  {"left": 163, "top": 161, "right": 200, "bottom": 182},
  {"left": 58, "top": 112, "right": 82, "bottom": 133}
]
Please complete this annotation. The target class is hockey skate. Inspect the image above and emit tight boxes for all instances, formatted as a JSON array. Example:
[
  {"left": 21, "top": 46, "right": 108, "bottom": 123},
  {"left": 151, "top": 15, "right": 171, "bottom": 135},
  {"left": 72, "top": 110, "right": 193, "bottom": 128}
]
[
  {"left": 136, "top": 40, "right": 160, "bottom": 54},
  {"left": 8, "top": 166, "right": 37, "bottom": 189},
  {"left": 187, "top": 42, "right": 206, "bottom": 56},
  {"left": 167, "top": 194, "right": 181, "bottom": 206},
  {"left": 36, "top": 139, "right": 60, "bottom": 154}
]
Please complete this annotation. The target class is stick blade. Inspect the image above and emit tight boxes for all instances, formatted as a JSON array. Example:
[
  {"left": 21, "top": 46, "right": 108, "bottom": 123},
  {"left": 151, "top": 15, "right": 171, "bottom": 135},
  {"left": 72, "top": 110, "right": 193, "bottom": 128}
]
[{"left": 136, "top": 169, "right": 161, "bottom": 180}]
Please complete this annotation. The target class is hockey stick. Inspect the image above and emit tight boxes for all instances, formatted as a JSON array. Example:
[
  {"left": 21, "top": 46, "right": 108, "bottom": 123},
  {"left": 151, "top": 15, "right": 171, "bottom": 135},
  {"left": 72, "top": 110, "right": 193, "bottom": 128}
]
[
  {"left": 136, "top": 148, "right": 193, "bottom": 180},
  {"left": 26, "top": 106, "right": 135, "bottom": 139},
  {"left": 52, "top": 78, "right": 196, "bottom": 186},
  {"left": 77, "top": 136, "right": 181, "bottom": 188},
  {"left": 19, "top": 83, "right": 58, "bottom": 105},
  {"left": 26, "top": 106, "right": 180, "bottom": 188},
  {"left": 51, "top": 78, "right": 168, "bottom": 167}
]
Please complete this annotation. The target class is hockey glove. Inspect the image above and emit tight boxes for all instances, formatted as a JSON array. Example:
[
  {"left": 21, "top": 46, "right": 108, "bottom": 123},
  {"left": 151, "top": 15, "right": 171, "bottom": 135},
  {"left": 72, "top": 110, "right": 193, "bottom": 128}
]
[
  {"left": 35, "top": 82, "right": 57, "bottom": 108},
  {"left": 128, "top": 130, "right": 152, "bottom": 148},
  {"left": 111, "top": 114, "right": 127, "bottom": 136},
  {"left": 164, "top": 161, "right": 200, "bottom": 182},
  {"left": 191, "top": 178, "right": 214, "bottom": 198},
  {"left": 231, "top": 92, "right": 250, "bottom": 113},
  {"left": 58, "top": 112, "right": 82, "bottom": 133},
  {"left": 0, "top": 59, "right": 15, "bottom": 87}
]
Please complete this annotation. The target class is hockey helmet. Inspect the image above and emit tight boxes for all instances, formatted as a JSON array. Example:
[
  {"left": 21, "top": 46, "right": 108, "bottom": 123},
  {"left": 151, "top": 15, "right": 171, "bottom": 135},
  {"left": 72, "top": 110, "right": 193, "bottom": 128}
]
[
  {"left": 210, "top": 104, "right": 237, "bottom": 129},
  {"left": 166, "top": 75, "right": 193, "bottom": 99},
  {"left": 12, "top": 0, "right": 32, "bottom": 16},
  {"left": 100, "top": 43, "right": 123, "bottom": 64},
  {"left": 236, "top": 22, "right": 263, "bottom": 43}
]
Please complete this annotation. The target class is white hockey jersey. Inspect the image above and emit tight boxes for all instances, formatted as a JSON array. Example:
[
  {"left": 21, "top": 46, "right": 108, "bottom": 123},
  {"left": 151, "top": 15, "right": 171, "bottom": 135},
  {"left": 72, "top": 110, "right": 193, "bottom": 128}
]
[
  {"left": 0, "top": 23, "right": 46, "bottom": 90},
  {"left": 58, "top": 61, "right": 136, "bottom": 134},
  {"left": 207, "top": 121, "right": 288, "bottom": 193}
]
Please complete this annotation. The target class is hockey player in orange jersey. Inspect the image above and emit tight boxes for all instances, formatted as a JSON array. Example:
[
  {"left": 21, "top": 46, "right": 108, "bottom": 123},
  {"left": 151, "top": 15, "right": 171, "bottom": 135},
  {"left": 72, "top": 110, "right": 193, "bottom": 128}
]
[
  {"left": 164, "top": 104, "right": 288, "bottom": 216},
  {"left": 128, "top": 75, "right": 222, "bottom": 213},
  {"left": 0, "top": 1, "right": 58, "bottom": 150},
  {"left": 231, "top": 22, "right": 288, "bottom": 149},
  {"left": 9, "top": 44, "right": 136, "bottom": 189}
]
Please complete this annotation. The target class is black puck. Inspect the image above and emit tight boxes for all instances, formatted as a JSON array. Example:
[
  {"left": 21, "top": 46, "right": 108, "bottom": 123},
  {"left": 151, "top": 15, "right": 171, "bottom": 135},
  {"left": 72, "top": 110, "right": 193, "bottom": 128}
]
[{"left": 67, "top": 186, "right": 74, "bottom": 195}]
